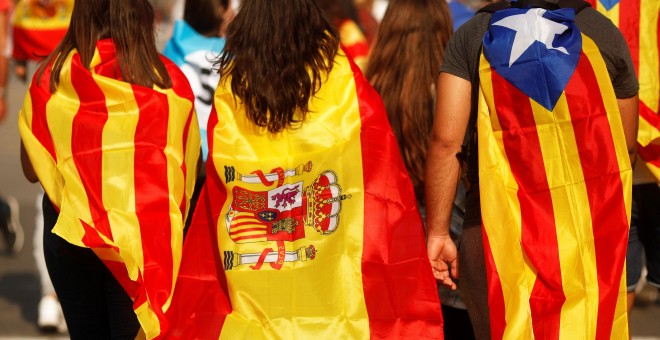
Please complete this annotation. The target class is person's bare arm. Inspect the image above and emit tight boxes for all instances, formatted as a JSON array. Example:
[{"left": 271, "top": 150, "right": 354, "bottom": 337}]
[
  {"left": 20, "top": 142, "right": 39, "bottom": 183},
  {"left": 616, "top": 95, "right": 638, "bottom": 166},
  {"left": 425, "top": 72, "right": 472, "bottom": 289}
]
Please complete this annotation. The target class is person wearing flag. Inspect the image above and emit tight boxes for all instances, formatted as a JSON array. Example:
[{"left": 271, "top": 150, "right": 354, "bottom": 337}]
[
  {"left": 425, "top": 0, "right": 639, "bottom": 339},
  {"left": 18, "top": 0, "right": 200, "bottom": 338},
  {"left": 164, "top": 0, "right": 444, "bottom": 338}
]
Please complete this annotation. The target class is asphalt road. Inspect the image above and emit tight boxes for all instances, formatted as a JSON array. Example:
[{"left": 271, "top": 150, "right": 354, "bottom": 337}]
[{"left": 0, "top": 64, "right": 658, "bottom": 339}]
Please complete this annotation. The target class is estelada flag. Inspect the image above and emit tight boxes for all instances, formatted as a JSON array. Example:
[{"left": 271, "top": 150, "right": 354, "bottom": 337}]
[
  {"left": 164, "top": 51, "right": 443, "bottom": 339},
  {"left": 587, "top": 0, "right": 660, "bottom": 180},
  {"left": 12, "top": 0, "right": 73, "bottom": 60},
  {"left": 162, "top": 19, "right": 225, "bottom": 161},
  {"left": 478, "top": 7, "right": 632, "bottom": 339},
  {"left": 18, "top": 39, "right": 200, "bottom": 339}
]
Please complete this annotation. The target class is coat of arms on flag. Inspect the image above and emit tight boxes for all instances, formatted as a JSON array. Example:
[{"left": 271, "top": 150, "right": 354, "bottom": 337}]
[{"left": 222, "top": 162, "right": 351, "bottom": 270}]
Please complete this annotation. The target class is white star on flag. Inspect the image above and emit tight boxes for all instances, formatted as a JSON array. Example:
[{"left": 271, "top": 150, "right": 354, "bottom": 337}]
[{"left": 493, "top": 8, "right": 570, "bottom": 67}]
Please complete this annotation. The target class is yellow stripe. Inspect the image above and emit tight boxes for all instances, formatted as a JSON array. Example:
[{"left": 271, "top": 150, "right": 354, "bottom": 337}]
[
  {"left": 639, "top": 0, "right": 660, "bottom": 125},
  {"left": 160, "top": 86, "right": 197, "bottom": 314},
  {"left": 46, "top": 52, "right": 98, "bottom": 246},
  {"left": 528, "top": 94, "right": 598, "bottom": 339},
  {"left": 477, "top": 54, "right": 535, "bottom": 338},
  {"left": 596, "top": 2, "right": 620, "bottom": 26},
  {"left": 91, "top": 53, "right": 143, "bottom": 284},
  {"left": 214, "top": 54, "right": 369, "bottom": 339},
  {"left": 639, "top": 115, "right": 660, "bottom": 148},
  {"left": 17, "top": 91, "right": 65, "bottom": 207},
  {"left": 582, "top": 34, "right": 631, "bottom": 337}
]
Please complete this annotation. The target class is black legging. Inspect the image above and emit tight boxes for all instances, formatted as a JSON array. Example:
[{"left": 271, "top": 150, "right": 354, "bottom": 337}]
[{"left": 42, "top": 195, "right": 140, "bottom": 339}]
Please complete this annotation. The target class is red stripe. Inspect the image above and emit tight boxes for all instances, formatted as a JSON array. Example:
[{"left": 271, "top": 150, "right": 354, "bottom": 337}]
[
  {"left": 11, "top": 27, "right": 66, "bottom": 60},
  {"left": 638, "top": 143, "right": 660, "bottom": 167},
  {"left": 585, "top": 0, "right": 598, "bottom": 7},
  {"left": 232, "top": 234, "right": 267, "bottom": 242},
  {"left": 564, "top": 53, "right": 629, "bottom": 339},
  {"left": 28, "top": 68, "right": 57, "bottom": 162},
  {"left": 483, "top": 226, "right": 506, "bottom": 340},
  {"left": 69, "top": 53, "right": 114, "bottom": 242},
  {"left": 491, "top": 70, "right": 565, "bottom": 340},
  {"left": 349, "top": 51, "right": 443, "bottom": 338},
  {"left": 640, "top": 101, "right": 660, "bottom": 130},
  {"left": 132, "top": 84, "right": 174, "bottom": 332},
  {"left": 619, "top": 0, "right": 641, "bottom": 75}
]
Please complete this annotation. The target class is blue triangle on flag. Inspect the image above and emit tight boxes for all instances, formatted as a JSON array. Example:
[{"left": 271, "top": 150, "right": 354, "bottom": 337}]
[
  {"left": 599, "top": 0, "right": 619, "bottom": 11},
  {"left": 483, "top": 8, "right": 582, "bottom": 111}
]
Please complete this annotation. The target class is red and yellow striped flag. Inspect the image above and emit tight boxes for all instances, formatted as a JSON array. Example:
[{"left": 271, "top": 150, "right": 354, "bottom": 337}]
[
  {"left": 18, "top": 39, "right": 200, "bottom": 339},
  {"left": 165, "top": 51, "right": 443, "bottom": 339},
  {"left": 12, "top": 0, "right": 73, "bottom": 60},
  {"left": 587, "top": 0, "right": 660, "bottom": 180},
  {"left": 478, "top": 8, "right": 631, "bottom": 339}
]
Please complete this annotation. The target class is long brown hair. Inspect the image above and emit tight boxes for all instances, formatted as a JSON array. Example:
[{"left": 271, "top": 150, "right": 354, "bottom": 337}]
[
  {"left": 37, "top": 0, "right": 171, "bottom": 92},
  {"left": 217, "top": 0, "right": 340, "bottom": 133},
  {"left": 184, "top": 0, "right": 230, "bottom": 37},
  {"left": 365, "top": 0, "right": 452, "bottom": 202}
]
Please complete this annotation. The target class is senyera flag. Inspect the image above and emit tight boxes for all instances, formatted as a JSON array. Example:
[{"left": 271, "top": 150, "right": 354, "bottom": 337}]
[
  {"left": 12, "top": 0, "right": 73, "bottom": 61},
  {"left": 165, "top": 51, "right": 443, "bottom": 339},
  {"left": 18, "top": 39, "right": 200, "bottom": 339},
  {"left": 587, "top": 0, "right": 660, "bottom": 180},
  {"left": 478, "top": 7, "right": 631, "bottom": 339}
]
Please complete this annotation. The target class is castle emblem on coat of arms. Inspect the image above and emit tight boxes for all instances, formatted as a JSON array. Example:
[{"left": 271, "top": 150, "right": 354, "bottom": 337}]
[{"left": 222, "top": 161, "right": 351, "bottom": 270}]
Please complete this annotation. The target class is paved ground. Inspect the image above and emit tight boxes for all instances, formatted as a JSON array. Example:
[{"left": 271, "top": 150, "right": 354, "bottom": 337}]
[{"left": 0, "top": 65, "right": 658, "bottom": 338}]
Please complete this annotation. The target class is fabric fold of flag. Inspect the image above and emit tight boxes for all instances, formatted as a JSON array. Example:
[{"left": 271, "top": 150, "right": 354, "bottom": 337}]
[
  {"left": 165, "top": 50, "right": 443, "bottom": 339},
  {"left": 478, "top": 7, "right": 631, "bottom": 339},
  {"left": 18, "top": 39, "right": 200, "bottom": 339},
  {"left": 587, "top": 0, "right": 660, "bottom": 181},
  {"left": 11, "top": 0, "right": 73, "bottom": 60}
]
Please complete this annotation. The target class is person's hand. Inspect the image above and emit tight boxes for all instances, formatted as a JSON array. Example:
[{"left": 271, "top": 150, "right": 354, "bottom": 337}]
[{"left": 427, "top": 233, "right": 459, "bottom": 290}]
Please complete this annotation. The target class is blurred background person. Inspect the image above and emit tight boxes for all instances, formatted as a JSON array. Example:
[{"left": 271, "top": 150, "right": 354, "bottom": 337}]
[
  {"left": 9, "top": 0, "right": 72, "bottom": 334},
  {"left": 11, "top": 0, "right": 73, "bottom": 82},
  {"left": 364, "top": 0, "right": 473, "bottom": 338},
  {"left": 0, "top": 0, "right": 24, "bottom": 260},
  {"left": 162, "top": 0, "right": 233, "bottom": 230}
]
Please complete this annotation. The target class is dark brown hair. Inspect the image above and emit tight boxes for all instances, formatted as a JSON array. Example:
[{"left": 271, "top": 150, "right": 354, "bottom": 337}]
[
  {"left": 37, "top": 0, "right": 171, "bottom": 92},
  {"left": 217, "top": 0, "right": 340, "bottom": 133},
  {"left": 365, "top": 0, "right": 453, "bottom": 202},
  {"left": 184, "top": 0, "right": 230, "bottom": 37}
]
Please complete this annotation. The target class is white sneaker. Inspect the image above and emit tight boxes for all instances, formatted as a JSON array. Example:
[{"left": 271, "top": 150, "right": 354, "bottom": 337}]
[{"left": 38, "top": 295, "right": 67, "bottom": 333}]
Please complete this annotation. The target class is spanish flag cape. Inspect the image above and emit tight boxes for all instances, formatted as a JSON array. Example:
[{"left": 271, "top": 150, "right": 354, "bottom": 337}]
[
  {"left": 586, "top": 0, "right": 660, "bottom": 180},
  {"left": 477, "top": 7, "right": 632, "bottom": 339},
  {"left": 165, "top": 51, "right": 443, "bottom": 339},
  {"left": 12, "top": 0, "right": 73, "bottom": 61},
  {"left": 18, "top": 39, "right": 200, "bottom": 339}
]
